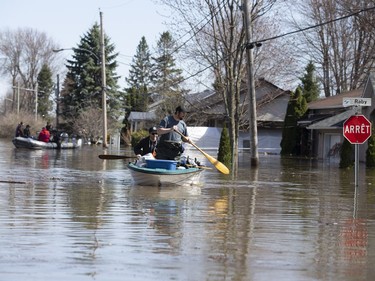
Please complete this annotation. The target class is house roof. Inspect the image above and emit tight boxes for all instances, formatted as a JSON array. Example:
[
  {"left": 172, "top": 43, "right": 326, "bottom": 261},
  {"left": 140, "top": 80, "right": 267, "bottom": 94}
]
[
  {"left": 186, "top": 78, "right": 290, "bottom": 121},
  {"left": 307, "top": 108, "right": 357, "bottom": 130},
  {"left": 257, "top": 93, "right": 290, "bottom": 122},
  {"left": 308, "top": 88, "right": 363, "bottom": 110},
  {"left": 128, "top": 111, "right": 156, "bottom": 121}
]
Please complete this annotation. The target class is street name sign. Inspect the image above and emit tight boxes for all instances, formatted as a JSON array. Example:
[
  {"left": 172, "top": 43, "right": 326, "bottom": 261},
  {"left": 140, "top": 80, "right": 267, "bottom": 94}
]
[
  {"left": 343, "top": 115, "right": 372, "bottom": 144},
  {"left": 343, "top": 98, "right": 372, "bottom": 107}
]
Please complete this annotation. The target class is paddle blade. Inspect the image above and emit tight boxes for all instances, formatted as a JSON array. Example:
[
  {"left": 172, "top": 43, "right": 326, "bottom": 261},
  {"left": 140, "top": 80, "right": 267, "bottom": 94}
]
[
  {"left": 202, "top": 151, "right": 230, "bottom": 174},
  {"left": 172, "top": 129, "right": 230, "bottom": 174},
  {"left": 98, "top": 154, "right": 136, "bottom": 160}
]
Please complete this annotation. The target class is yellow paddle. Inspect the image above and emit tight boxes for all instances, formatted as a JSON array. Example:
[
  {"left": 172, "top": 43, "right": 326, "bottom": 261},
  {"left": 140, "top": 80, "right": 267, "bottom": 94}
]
[{"left": 174, "top": 129, "right": 230, "bottom": 174}]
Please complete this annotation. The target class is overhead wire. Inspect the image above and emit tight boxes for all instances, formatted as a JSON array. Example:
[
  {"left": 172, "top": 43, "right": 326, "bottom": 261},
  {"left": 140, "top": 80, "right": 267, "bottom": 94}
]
[
  {"left": 174, "top": 5, "right": 375, "bottom": 86},
  {"left": 255, "top": 5, "right": 375, "bottom": 44},
  {"left": 124, "top": 0, "right": 227, "bottom": 90},
  {"left": 124, "top": 3, "right": 375, "bottom": 93}
]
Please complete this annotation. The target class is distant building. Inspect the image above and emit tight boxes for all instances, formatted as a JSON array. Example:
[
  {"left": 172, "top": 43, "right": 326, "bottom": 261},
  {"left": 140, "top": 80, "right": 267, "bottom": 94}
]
[
  {"left": 127, "top": 111, "right": 156, "bottom": 132},
  {"left": 185, "top": 78, "right": 291, "bottom": 153},
  {"left": 127, "top": 78, "right": 291, "bottom": 154},
  {"left": 299, "top": 73, "right": 375, "bottom": 161}
]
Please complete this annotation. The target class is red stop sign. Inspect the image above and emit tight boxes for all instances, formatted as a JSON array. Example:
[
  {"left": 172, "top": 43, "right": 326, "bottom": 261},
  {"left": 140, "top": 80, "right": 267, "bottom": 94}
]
[{"left": 343, "top": 115, "right": 372, "bottom": 144}]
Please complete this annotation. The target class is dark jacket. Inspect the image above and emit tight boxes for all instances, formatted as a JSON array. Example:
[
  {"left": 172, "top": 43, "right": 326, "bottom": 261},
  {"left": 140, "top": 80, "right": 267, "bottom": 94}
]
[
  {"left": 134, "top": 137, "right": 157, "bottom": 156},
  {"left": 23, "top": 127, "right": 31, "bottom": 137}
]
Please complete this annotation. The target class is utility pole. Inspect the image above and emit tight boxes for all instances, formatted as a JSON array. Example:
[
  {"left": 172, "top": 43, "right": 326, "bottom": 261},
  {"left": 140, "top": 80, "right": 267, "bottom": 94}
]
[
  {"left": 35, "top": 82, "right": 38, "bottom": 121},
  {"left": 56, "top": 74, "right": 60, "bottom": 129},
  {"left": 100, "top": 11, "right": 108, "bottom": 148},
  {"left": 12, "top": 84, "right": 37, "bottom": 120},
  {"left": 17, "top": 82, "right": 20, "bottom": 115},
  {"left": 243, "top": 0, "right": 259, "bottom": 166}
]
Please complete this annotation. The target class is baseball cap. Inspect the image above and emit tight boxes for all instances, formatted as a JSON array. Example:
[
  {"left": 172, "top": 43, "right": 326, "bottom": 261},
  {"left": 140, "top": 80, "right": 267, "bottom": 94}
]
[{"left": 149, "top": 126, "right": 157, "bottom": 133}]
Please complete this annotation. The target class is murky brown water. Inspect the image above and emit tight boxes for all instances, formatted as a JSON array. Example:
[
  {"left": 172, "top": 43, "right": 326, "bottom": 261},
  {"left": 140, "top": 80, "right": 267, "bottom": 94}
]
[{"left": 1, "top": 139, "right": 375, "bottom": 281}]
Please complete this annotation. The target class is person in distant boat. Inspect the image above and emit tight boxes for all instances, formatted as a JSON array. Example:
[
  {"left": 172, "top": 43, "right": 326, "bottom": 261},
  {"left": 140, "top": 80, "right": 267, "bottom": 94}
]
[
  {"left": 50, "top": 129, "right": 61, "bottom": 148},
  {"left": 46, "top": 121, "right": 52, "bottom": 132},
  {"left": 15, "top": 122, "right": 24, "bottom": 137},
  {"left": 155, "top": 106, "right": 191, "bottom": 160},
  {"left": 23, "top": 124, "right": 31, "bottom": 138},
  {"left": 134, "top": 126, "right": 158, "bottom": 157},
  {"left": 38, "top": 127, "right": 50, "bottom": 143}
]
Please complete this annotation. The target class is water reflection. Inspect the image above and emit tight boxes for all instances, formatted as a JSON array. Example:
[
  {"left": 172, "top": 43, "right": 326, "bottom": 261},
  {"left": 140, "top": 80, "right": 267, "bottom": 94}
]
[{"left": 1, "top": 141, "right": 375, "bottom": 280}]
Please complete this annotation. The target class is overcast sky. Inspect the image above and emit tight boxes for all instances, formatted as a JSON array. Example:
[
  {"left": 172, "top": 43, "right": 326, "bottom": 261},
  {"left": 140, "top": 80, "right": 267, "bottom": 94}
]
[{"left": 0, "top": 0, "right": 169, "bottom": 96}]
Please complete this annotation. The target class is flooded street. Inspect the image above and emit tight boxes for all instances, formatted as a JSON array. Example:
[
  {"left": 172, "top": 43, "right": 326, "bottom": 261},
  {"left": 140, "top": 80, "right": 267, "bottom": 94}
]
[{"left": 1, "top": 139, "right": 375, "bottom": 281}]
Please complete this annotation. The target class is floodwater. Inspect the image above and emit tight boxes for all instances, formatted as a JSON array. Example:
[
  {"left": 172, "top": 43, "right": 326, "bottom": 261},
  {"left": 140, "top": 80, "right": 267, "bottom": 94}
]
[{"left": 1, "top": 139, "right": 375, "bottom": 281}]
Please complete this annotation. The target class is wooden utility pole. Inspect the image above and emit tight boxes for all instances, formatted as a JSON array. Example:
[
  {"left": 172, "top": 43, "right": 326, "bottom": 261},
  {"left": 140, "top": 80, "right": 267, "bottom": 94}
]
[
  {"left": 35, "top": 82, "right": 38, "bottom": 121},
  {"left": 12, "top": 83, "right": 38, "bottom": 121},
  {"left": 243, "top": 0, "right": 259, "bottom": 166},
  {"left": 17, "top": 82, "right": 20, "bottom": 115},
  {"left": 100, "top": 11, "right": 108, "bottom": 148},
  {"left": 56, "top": 74, "right": 60, "bottom": 129}
]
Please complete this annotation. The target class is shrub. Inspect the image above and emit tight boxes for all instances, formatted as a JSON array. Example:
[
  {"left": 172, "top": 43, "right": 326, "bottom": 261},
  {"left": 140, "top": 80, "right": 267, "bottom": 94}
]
[
  {"left": 217, "top": 125, "right": 231, "bottom": 168},
  {"left": 0, "top": 112, "right": 47, "bottom": 138},
  {"left": 131, "top": 130, "right": 148, "bottom": 147},
  {"left": 339, "top": 138, "right": 354, "bottom": 168},
  {"left": 366, "top": 126, "right": 375, "bottom": 167}
]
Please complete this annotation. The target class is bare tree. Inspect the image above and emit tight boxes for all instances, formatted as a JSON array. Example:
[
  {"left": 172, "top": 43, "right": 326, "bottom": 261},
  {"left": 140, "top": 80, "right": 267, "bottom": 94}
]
[
  {"left": 286, "top": 0, "right": 375, "bottom": 97},
  {"left": 156, "top": 0, "right": 290, "bottom": 172},
  {"left": 71, "top": 106, "right": 120, "bottom": 144},
  {"left": 0, "top": 28, "right": 59, "bottom": 114},
  {"left": 71, "top": 106, "right": 103, "bottom": 144}
]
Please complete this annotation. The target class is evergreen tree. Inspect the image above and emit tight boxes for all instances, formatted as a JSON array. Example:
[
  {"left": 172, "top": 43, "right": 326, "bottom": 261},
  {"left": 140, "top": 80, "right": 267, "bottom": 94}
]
[
  {"left": 300, "top": 61, "right": 320, "bottom": 103},
  {"left": 217, "top": 125, "right": 231, "bottom": 168},
  {"left": 37, "top": 64, "right": 54, "bottom": 118},
  {"left": 366, "top": 126, "right": 375, "bottom": 167},
  {"left": 59, "top": 73, "right": 76, "bottom": 121},
  {"left": 60, "top": 23, "right": 121, "bottom": 121},
  {"left": 125, "top": 36, "right": 153, "bottom": 112},
  {"left": 152, "top": 31, "right": 186, "bottom": 116},
  {"left": 340, "top": 138, "right": 354, "bottom": 168},
  {"left": 280, "top": 87, "right": 308, "bottom": 155}
]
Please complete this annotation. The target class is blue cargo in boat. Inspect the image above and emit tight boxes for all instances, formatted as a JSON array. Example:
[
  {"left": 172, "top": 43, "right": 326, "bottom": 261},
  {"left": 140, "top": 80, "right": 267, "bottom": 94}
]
[{"left": 146, "top": 159, "right": 177, "bottom": 170}]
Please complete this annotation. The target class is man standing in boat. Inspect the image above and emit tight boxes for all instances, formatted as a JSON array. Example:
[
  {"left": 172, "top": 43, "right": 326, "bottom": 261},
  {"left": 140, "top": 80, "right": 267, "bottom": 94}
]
[
  {"left": 133, "top": 126, "right": 158, "bottom": 157},
  {"left": 15, "top": 122, "right": 24, "bottom": 137},
  {"left": 23, "top": 124, "right": 31, "bottom": 138},
  {"left": 156, "top": 106, "right": 191, "bottom": 160}
]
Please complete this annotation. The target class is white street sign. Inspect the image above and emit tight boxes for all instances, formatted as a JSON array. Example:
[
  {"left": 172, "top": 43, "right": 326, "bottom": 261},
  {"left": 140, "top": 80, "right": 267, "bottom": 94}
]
[{"left": 343, "top": 98, "right": 372, "bottom": 107}]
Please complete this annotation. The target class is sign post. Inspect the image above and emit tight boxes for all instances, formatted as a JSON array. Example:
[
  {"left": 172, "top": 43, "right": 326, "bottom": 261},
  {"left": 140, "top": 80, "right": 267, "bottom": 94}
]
[{"left": 343, "top": 114, "right": 372, "bottom": 186}]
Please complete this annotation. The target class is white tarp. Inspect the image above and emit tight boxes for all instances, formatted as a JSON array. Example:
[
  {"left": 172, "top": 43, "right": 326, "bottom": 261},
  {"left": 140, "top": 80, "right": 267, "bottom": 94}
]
[
  {"left": 186, "top": 126, "right": 281, "bottom": 154},
  {"left": 186, "top": 126, "right": 222, "bottom": 151}
]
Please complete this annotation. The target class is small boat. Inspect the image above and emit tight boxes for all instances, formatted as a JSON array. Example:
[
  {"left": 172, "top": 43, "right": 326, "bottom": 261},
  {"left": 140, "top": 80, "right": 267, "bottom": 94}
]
[
  {"left": 12, "top": 136, "right": 82, "bottom": 150},
  {"left": 127, "top": 159, "right": 204, "bottom": 187}
]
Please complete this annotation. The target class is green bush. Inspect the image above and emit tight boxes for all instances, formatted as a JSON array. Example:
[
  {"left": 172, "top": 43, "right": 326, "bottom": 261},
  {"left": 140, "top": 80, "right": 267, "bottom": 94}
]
[
  {"left": 217, "top": 125, "right": 231, "bottom": 168},
  {"left": 280, "top": 87, "right": 307, "bottom": 156},
  {"left": 366, "top": 126, "right": 375, "bottom": 167},
  {"left": 131, "top": 130, "right": 148, "bottom": 147},
  {"left": 339, "top": 138, "right": 354, "bottom": 168}
]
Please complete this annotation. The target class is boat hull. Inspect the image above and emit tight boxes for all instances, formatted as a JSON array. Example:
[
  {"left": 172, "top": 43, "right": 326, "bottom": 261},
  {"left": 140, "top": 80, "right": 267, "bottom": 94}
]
[
  {"left": 127, "top": 163, "right": 203, "bottom": 186},
  {"left": 12, "top": 137, "right": 82, "bottom": 150}
]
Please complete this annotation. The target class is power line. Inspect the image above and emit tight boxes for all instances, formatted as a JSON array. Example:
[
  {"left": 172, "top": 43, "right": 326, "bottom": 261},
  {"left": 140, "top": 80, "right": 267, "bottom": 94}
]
[
  {"left": 179, "top": 5, "right": 375, "bottom": 86},
  {"left": 170, "top": 0, "right": 227, "bottom": 55},
  {"left": 256, "top": 5, "right": 375, "bottom": 44},
  {"left": 124, "top": 1, "right": 226, "bottom": 88}
]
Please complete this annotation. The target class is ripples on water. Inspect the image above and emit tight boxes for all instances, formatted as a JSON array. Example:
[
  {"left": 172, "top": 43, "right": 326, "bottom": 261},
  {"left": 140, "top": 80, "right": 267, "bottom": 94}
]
[{"left": 1, "top": 141, "right": 375, "bottom": 280}]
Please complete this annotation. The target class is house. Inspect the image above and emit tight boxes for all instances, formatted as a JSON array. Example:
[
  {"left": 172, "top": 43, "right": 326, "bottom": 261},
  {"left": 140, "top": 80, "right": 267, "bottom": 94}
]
[
  {"left": 300, "top": 73, "right": 375, "bottom": 161},
  {"left": 128, "top": 111, "right": 156, "bottom": 132},
  {"left": 186, "top": 78, "right": 291, "bottom": 153},
  {"left": 127, "top": 78, "right": 291, "bottom": 153}
]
